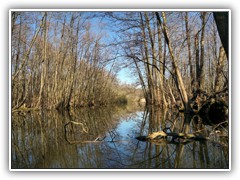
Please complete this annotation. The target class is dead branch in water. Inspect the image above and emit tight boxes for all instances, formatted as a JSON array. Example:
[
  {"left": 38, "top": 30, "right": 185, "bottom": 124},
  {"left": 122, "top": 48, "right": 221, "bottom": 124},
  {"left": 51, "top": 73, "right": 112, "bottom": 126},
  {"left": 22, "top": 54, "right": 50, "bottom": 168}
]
[
  {"left": 146, "top": 130, "right": 209, "bottom": 141},
  {"left": 64, "top": 120, "right": 89, "bottom": 133}
]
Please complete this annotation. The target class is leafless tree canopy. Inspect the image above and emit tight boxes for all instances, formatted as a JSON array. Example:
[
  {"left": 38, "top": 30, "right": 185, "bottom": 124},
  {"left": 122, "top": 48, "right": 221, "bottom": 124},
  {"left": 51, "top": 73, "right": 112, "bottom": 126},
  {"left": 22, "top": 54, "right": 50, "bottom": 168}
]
[{"left": 11, "top": 11, "right": 229, "bottom": 113}]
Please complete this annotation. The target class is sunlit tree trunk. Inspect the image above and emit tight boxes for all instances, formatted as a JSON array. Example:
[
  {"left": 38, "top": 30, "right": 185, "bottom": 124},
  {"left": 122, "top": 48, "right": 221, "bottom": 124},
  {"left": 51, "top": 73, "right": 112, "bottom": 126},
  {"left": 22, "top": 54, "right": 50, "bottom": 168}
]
[
  {"left": 194, "top": 12, "right": 207, "bottom": 91},
  {"left": 155, "top": 12, "right": 192, "bottom": 113},
  {"left": 65, "top": 14, "right": 80, "bottom": 110},
  {"left": 144, "top": 12, "right": 160, "bottom": 105},
  {"left": 156, "top": 14, "right": 167, "bottom": 107},
  {"left": 199, "top": 12, "right": 207, "bottom": 89},
  {"left": 37, "top": 12, "right": 48, "bottom": 109},
  {"left": 214, "top": 46, "right": 226, "bottom": 92},
  {"left": 185, "top": 12, "right": 194, "bottom": 91},
  {"left": 140, "top": 12, "right": 155, "bottom": 105}
]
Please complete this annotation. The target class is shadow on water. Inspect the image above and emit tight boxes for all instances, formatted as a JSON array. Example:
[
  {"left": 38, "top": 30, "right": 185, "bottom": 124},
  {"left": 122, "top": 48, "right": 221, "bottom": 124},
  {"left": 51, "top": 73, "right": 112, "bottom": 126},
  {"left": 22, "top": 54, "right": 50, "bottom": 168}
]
[{"left": 11, "top": 104, "right": 229, "bottom": 169}]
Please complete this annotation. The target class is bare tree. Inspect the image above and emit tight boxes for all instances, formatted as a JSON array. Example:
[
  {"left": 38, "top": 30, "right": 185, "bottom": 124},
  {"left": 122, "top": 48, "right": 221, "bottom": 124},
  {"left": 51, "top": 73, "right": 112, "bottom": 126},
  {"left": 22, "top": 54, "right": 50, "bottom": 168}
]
[
  {"left": 37, "top": 12, "right": 48, "bottom": 108},
  {"left": 155, "top": 12, "right": 192, "bottom": 113}
]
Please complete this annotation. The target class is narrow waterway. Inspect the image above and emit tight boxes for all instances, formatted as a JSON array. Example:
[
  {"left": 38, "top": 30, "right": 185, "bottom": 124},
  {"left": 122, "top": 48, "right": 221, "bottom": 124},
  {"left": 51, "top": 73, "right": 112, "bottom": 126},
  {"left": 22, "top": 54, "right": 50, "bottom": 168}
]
[{"left": 11, "top": 104, "right": 229, "bottom": 169}]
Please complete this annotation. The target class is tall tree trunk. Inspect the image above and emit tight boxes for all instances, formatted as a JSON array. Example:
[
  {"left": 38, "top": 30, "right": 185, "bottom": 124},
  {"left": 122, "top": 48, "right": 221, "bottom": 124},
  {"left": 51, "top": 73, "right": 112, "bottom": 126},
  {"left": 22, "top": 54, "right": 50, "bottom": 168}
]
[
  {"left": 156, "top": 14, "right": 167, "bottom": 107},
  {"left": 195, "top": 12, "right": 207, "bottom": 91},
  {"left": 195, "top": 32, "right": 200, "bottom": 91},
  {"left": 37, "top": 12, "right": 48, "bottom": 109},
  {"left": 214, "top": 46, "right": 226, "bottom": 92},
  {"left": 185, "top": 12, "right": 194, "bottom": 91},
  {"left": 140, "top": 12, "right": 155, "bottom": 105},
  {"left": 66, "top": 14, "right": 81, "bottom": 110},
  {"left": 199, "top": 12, "right": 207, "bottom": 89},
  {"left": 144, "top": 12, "right": 160, "bottom": 105},
  {"left": 55, "top": 16, "right": 67, "bottom": 109},
  {"left": 155, "top": 12, "right": 192, "bottom": 113}
]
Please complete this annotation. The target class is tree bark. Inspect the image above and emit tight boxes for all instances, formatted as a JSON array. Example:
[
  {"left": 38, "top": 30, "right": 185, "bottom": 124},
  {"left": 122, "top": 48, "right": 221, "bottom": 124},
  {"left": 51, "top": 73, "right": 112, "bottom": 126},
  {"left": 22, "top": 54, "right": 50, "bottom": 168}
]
[
  {"left": 155, "top": 12, "right": 192, "bottom": 113},
  {"left": 37, "top": 12, "right": 48, "bottom": 109},
  {"left": 156, "top": 14, "right": 167, "bottom": 107},
  {"left": 199, "top": 12, "right": 207, "bottom": 89},
  {"left": 140, "top": 12, "right": 155, "bottom": 104},
  {"left": 213, "top": 12, "right": 229, "bottom": 59},
  {"left": 185, "top": 12, "right": 194, "bottom": 90},
  {"left": 214, "top": 46, "right": 226, "bottom": 92},
  {"left": 144, "top": 12, "right": 161, "bottom": 105},
  {"left": 195, "top": 32, "right": 200, "bottom": 91}
]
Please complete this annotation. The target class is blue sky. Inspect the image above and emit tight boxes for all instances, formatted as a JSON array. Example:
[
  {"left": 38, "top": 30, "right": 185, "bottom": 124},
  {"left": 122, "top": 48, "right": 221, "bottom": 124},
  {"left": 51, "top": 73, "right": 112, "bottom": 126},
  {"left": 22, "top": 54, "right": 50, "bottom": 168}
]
[
  {"left": 117, "top": 68, "right": 135, "bottom": 84},
  {"left": 88, "top": 12, "right": 137, "bottom": 85}
]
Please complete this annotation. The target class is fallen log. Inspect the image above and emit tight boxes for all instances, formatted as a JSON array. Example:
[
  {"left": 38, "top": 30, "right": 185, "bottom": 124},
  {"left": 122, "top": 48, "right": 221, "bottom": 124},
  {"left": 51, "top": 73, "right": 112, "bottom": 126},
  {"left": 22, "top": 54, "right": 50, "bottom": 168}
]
[
  {"left": 147, "top": 131, "right": 167, "bottom": 139},
  {"left": 136, "top": 130, "right": 209, "bottom": 143}
]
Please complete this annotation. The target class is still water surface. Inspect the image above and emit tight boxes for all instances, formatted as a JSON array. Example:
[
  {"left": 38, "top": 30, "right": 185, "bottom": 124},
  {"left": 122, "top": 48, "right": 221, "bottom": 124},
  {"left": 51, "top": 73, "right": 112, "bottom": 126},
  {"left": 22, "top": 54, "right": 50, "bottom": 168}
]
[{"left": 11, "top": 105, "right": 229, "bottom": 169}]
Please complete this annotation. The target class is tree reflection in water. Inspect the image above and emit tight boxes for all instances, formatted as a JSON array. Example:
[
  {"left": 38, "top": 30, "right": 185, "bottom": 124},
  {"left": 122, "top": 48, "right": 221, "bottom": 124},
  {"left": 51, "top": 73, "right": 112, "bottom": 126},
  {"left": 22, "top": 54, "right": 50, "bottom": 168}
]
[{"left": 11, "top": 105, "right": 229, "bottom": 169}]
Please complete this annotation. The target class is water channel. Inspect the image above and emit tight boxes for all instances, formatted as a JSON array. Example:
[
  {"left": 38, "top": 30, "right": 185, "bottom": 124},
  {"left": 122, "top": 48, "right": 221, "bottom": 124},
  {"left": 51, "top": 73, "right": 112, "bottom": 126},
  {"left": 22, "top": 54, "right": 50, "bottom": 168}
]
[{"left": 11, "top": 104, "right": 229, "bottom": 169}]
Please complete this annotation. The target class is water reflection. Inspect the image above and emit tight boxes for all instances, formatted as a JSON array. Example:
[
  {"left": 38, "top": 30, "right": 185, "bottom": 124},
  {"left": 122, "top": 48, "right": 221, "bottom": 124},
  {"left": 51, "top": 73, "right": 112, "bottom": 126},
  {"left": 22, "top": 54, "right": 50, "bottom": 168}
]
[{"left": 11, "top": 105, "right": 229, "bottom": 169}]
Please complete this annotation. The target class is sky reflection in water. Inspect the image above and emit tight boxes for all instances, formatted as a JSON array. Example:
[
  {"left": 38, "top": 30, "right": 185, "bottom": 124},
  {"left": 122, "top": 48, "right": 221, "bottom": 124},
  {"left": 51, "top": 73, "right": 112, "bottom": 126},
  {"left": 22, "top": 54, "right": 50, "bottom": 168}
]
[{"left": 11, "top": 105, "right": 229, "bottom": 169}]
